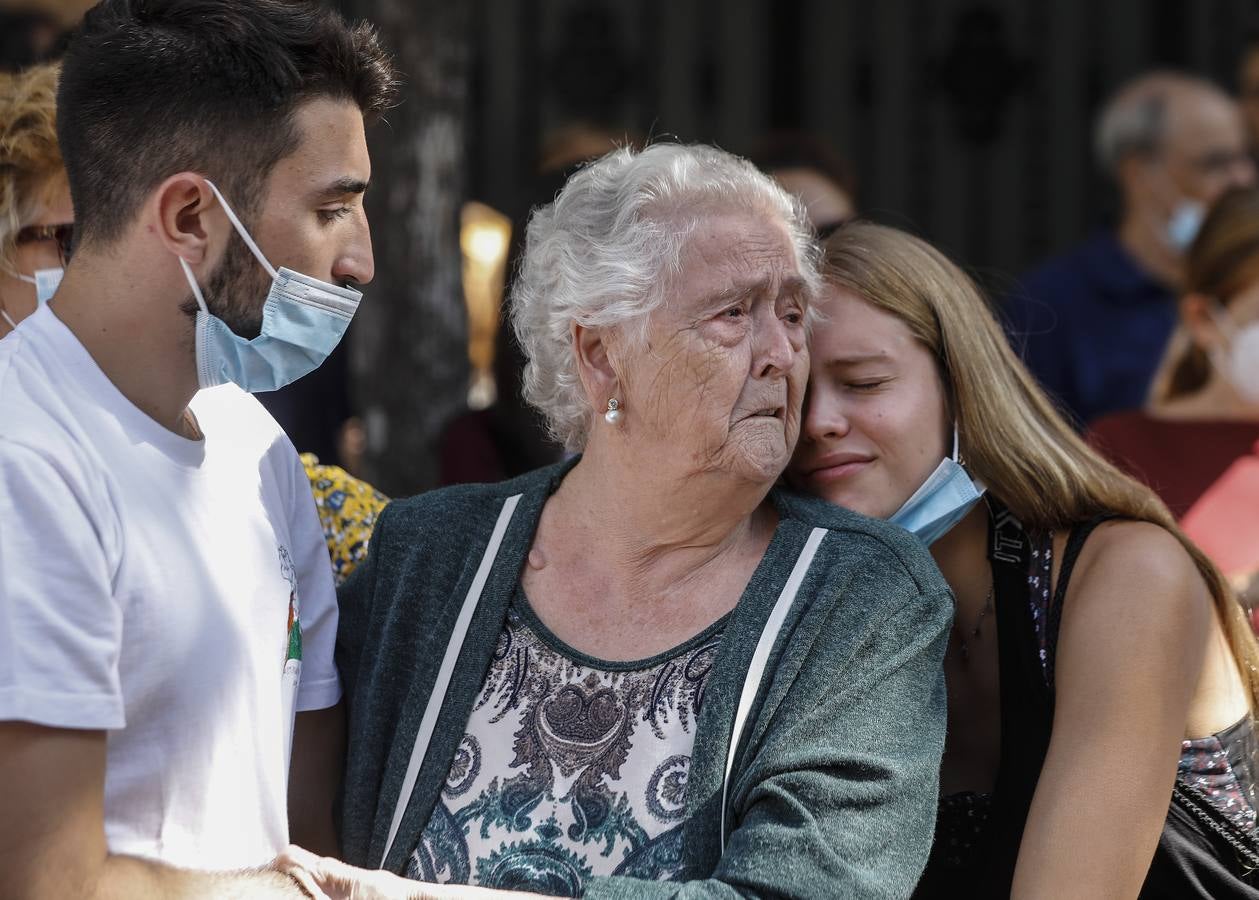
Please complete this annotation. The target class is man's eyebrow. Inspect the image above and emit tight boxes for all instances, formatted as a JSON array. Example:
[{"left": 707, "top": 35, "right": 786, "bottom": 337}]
[{"left": 314, "top": 178, "right": 369, "bottom": 200}]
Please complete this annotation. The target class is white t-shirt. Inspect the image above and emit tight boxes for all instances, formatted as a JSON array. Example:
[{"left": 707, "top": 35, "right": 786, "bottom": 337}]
[{"left": 0, "top": 305, "right": 341, "bottom": 870}]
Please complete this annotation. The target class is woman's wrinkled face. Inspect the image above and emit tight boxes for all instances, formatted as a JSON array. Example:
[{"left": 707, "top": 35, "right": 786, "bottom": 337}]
[
  {"left": 787, "top": 286, "right": 950, "bottom": 518},
  {"left": 615, "top": 212, "right": 810, "bottom": 484}
]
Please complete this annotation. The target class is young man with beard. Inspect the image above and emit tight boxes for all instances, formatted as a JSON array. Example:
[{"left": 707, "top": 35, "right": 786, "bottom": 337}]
[{"left": 0, "top": 1, "right": 395, "bottom": 896}]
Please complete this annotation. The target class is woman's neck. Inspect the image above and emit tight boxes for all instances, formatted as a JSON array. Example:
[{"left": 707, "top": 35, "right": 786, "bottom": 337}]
[
  {"left": 541, "top": 442, "right": 775, "bottom": 602},
  {"left": 930, "top": 502, "right": 993, "bottom": 620}
]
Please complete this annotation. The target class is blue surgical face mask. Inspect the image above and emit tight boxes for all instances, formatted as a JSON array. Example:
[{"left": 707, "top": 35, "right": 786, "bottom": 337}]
[
  {"left": 178, "top": 180, "right": 362, "bottom": 393},
  {"left": 888, "top": 428, "right": 986, "bottom": 545},
  {"left": 17, "top": 267, "right": 64, "bottom": 305},
  {"left": 1167, "top": 200, "right": 1205, "bottom": 252}
]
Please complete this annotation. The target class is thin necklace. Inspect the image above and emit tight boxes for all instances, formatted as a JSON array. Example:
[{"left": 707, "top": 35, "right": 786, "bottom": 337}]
[{"left": 956, "top": 581, "right": 994, "bottom": 664}]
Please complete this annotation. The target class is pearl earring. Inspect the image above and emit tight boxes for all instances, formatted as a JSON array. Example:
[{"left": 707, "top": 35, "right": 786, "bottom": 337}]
[{"left": 604, "top": 398, "right": 622, "bottom": 425}]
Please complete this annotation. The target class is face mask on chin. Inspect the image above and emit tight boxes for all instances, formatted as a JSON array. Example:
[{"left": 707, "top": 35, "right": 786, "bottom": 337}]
[
  {"left": 177, "top": 180, "right": 362, "bottom": 393},
  {"left": 1166, "top": 200, "right": 1206, "bottom": 252},
  {"left": 887, "top": 426, "right": 987, "bottom": 546}
]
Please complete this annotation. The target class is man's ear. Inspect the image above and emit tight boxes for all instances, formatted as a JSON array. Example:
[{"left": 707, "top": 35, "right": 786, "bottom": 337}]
[
  {"left": 152, "top": 174, "right": 217, "bottom": 266},
  {"left": 572, "top": 321, "right": 621, "bottom": 411},
  {"left": 1181, "top": 292, "right": 1226, "bottom": 352}
]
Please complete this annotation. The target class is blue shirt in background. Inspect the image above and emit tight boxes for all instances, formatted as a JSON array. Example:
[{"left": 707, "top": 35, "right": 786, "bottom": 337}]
[{"left": 1004, "top": 231, "right": 1178, "bottom": 429}]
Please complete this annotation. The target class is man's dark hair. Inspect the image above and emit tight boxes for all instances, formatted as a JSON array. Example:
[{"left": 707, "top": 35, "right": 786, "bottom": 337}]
[{"left": 57, "top": 0, "right": 397, "bottom": 247}]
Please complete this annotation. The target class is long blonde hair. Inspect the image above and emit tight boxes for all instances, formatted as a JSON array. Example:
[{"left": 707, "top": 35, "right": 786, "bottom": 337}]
[{"left": 822, "top": 221, "right": 1259, "bottom": 707}]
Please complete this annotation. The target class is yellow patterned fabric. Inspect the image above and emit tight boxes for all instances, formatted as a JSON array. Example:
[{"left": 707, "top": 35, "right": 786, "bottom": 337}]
[{"left": 301, "top": 453, "right": 389, "bottom": 587}]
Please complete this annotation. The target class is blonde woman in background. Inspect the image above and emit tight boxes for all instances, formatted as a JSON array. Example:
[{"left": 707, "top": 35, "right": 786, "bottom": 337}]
[
  {"left": 1090, "top": 187, "right": 1259, "bottom": 611},
  {"left": 0, "top": 62, "right": 71, "bottom": 336},
  {"left": 788, "top": 221, "right": 1259, "bottom": 898}
]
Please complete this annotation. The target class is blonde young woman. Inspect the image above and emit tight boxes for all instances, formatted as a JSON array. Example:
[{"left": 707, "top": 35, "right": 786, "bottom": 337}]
[
  {"left": 0, "top": 62, "right": 72, "bottom": 336},
  {"left": 788, "top": 221, "right": 1259, "bottom": 898}
]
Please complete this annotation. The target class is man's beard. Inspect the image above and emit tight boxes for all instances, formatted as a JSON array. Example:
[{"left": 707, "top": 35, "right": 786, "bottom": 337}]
[{"left": 203, "top": 238, "right": 271, "bottom": 339}]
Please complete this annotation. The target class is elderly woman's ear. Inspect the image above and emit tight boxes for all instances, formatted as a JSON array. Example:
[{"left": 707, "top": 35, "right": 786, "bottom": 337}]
[{"left": 572, "top": 321, "right": 622, "bottom": 418}]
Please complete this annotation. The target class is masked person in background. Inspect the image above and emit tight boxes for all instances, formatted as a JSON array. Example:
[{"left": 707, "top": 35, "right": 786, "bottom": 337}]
[
  {"left": 790, "top": 221, "right": 1259, "bottom": 898},
  {"left": 1006, "top": 72, "right": 1254, "bottom": 428},
  {"left": 0, "top": 2, "right": 396, "bottom": 897},
  {"left": 1091, "top": 186, "right": 1259, "bottom": 614},
  {"left": 0, "top": 61, "right": 70, "bottom": 336}
]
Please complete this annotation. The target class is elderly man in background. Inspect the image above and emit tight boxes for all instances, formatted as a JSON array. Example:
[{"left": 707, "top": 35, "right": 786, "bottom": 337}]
[{"left": 1007, "top": 72, "right": 1254, "bottom": 427}]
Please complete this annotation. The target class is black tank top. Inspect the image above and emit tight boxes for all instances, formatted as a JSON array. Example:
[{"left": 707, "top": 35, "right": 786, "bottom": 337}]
[{"left": 914, "top": 505, "right": 1259, "bottom": 898}]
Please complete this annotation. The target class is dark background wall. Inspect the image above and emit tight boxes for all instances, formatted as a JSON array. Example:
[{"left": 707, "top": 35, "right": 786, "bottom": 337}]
[{"left": 467, "top": 0, "right": 1256, "bottom": 287}]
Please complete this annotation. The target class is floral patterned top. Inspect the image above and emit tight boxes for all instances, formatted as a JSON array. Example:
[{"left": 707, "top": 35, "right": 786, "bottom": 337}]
[
  {"left": 300, "top": 454, "right": 388, "bottom": 587},
  {"left": 408, "top": 587, "right": 728, "bottom": 897}
]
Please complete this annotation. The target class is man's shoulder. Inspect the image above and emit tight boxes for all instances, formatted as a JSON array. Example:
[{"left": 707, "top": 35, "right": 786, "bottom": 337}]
[{"left": 0, "top": 330, "right": 96, "bottom": 472}]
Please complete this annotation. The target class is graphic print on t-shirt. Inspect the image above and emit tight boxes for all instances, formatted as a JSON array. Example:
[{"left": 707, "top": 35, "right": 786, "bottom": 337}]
[{"left": 278, "top": 544, "right": 302, "bottom": 664}]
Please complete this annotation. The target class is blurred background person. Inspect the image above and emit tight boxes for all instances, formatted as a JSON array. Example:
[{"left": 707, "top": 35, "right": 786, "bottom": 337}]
[
  {"left": 752, "top": 131, "right": 858, "bottom": 237},
  {"left": 302, "top": 452, "right": 388, "bottom": 588},
  {"left": 1090, "top": 185, "right": 1259, "bottom": 610},
  {"left": 791, "top": 220, "right": 1259, "bottom": 898},
  {"left": 0, "top": 60, "right": 70, "bottom": 337},
  {"left": 1007, "top": 72, "right": 1254, "bottom": 428}
]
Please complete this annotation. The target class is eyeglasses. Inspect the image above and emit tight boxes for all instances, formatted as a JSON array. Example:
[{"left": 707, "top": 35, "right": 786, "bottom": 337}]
[{"left": 15, "top": 223, "right": 75, "bottom": 264}]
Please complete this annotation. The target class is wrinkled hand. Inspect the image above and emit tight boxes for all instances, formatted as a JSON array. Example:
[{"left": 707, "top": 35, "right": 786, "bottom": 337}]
[{"left": 276, "top": 845, "right": 443, "bottom": 900}]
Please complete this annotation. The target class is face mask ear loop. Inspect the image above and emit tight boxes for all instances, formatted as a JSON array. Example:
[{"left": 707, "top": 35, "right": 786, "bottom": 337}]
[
  {"left": 202, "top": 179, "right": 279, "bottom": 281},
  {"left": 178, "top": 257, "right": 210, "bottom": 315},
  {"left": 1, "top": 306, "right": 16, "bottom": 329},
  {"left": 15, "top": 273, "right": 36, "bottom": 286},
  {"left": 951, "top": 424, "right": 962, "bottom": 463}
]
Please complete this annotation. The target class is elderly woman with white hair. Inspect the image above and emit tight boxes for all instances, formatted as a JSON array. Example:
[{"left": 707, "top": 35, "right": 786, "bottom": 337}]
[{"left": 322, "top": 143, "right": 952, "bottom": 899}]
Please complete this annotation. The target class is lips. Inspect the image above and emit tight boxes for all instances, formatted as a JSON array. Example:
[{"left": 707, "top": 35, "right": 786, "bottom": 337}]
[{"left": 800, "top": 452, "right": 874, "bottom": 482}]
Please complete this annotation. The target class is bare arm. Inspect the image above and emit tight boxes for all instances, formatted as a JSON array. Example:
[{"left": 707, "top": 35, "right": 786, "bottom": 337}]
[
  {"left": 289, "top": 702, "right": 347, "bottom": 857},
  {"left": 0, "top": 722, "right": 309, "bottom": 900},
  {"left": 1011, "top": 522, "right": 1212, "bottom": 899}
]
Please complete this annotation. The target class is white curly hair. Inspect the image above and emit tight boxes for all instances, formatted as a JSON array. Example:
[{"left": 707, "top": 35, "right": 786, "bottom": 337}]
[{"left": 510, "top": 142, "right": 820, "bottom": 451}]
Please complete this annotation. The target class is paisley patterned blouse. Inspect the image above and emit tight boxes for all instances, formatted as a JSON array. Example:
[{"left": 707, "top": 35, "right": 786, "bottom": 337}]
[{"left": 408, "top": 586, "right": 727, "bottom": 897}]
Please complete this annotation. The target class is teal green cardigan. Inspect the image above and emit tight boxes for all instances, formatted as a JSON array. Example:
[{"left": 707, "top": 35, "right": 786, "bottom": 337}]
[{"left": 336, "top": 461, "right": 952, "bottom": 898}]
